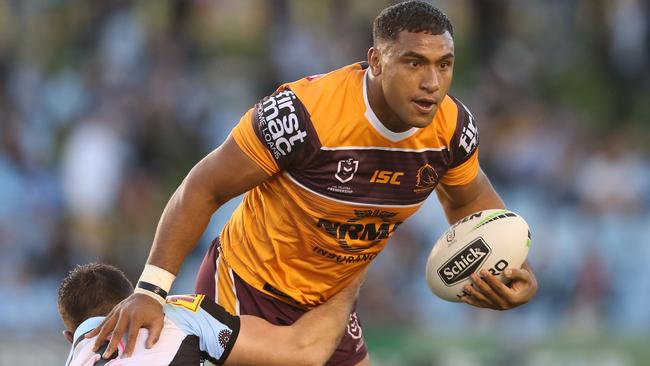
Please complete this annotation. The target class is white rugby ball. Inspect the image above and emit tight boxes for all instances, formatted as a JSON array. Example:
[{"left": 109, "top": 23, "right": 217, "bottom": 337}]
[{"left": 425, "top": 209, "right": 531, "bottom": 302}]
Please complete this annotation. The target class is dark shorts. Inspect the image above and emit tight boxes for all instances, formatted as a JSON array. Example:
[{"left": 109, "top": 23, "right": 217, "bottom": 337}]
[{"left": 196, "top": 238, "right": 368, "bottom": 366}]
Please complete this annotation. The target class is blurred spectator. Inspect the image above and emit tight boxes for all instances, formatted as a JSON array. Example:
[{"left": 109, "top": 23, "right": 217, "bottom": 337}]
[
  {"left": 0, "top": 0, "right": 649, "bottom": 363},
  {"left": 575, "top": 135, "right": 648, "bottom": 216},
  {"left": 61, "top": 116, "right": 130, "bottom": 260}
]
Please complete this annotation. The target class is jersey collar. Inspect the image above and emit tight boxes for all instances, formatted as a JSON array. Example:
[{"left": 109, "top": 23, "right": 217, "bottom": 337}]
[
  {"left": 362, "top": 69, "right": 418, "bottom": 142},
  {"left": 65, "top": 317, "right": 105, "bottom": 366}
]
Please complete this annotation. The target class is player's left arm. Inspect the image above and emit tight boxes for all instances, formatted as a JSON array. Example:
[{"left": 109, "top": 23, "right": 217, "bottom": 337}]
[
  {"left": 436, "top": 169, "right": 538, "bottom": 310},
  {"left": 176, "top": 271, "right": 364, "bottom": 365},
  {"left": 225, "top": 271, "right": 365, "bottom": 366}
]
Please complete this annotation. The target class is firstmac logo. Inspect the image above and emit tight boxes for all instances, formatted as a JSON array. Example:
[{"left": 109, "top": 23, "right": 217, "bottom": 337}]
[
  {"left": 437, "top": 238, "right": 491, "bottom": 286},
  {"left": 257, "top": 89, "right": 307, "bottom": 160}
]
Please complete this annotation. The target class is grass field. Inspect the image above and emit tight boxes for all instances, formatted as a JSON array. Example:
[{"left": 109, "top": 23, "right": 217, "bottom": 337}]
[
  {"left": 9, "top": 330, "right": 648, "bottom": 365},
  {"left": 364, "top": 328, "right": 650, "bottom": 366}
]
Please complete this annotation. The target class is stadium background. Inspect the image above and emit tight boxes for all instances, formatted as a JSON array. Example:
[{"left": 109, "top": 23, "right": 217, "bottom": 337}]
[{"left": 1, "top": 0, "right": 649, "bottom": 364}]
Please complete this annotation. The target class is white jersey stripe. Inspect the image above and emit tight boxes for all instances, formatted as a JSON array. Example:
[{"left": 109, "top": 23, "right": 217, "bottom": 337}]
[
  {"left": 214, "top": 252, "right": 220, "bottom": 301},
  {"left": 229, "top": 268, "right": 240, "bottom": 315},
  {"left": 284, "top": 172, "right": 426, "bottom": 208},
  {"left": 320, "top": 145, "right": 447, "bottom": 152}
]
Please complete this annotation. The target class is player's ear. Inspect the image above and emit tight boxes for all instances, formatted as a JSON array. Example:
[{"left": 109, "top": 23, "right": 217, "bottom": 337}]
[
  {"left": 63, "top": 330, "right": 74, "bottom": 344},
  {"left": 368, "top": 47, "right": 382, "bottom": 76}
]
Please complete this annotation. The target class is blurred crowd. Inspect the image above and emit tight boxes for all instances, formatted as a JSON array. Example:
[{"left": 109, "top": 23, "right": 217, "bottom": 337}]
[{"left": 1, "top": 0, "right": 649, "bottom": 363}]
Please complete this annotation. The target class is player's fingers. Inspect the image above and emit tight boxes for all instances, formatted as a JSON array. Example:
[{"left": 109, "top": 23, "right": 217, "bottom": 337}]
[
  {"left": 103, "top": 314, "right": 128, "bottom": 359},
  {"left": 469, "top": 273, "right": 498, "bottom": 302},
  {"left": 463, "top": 283, "right": 491, "bottom": 306},
  {"left": 503, "top": 268, "right": 531, "bottom": 283},
  {"left": 123, "top": 317, "right": 142, "bottom": 357},
  {"left": 505, "top": 265, "right": 538, "bottom": 306},
  {"left": 471, "top": 272, "right": 508, "bottom": 310},
  {"left": 146, "top": 318, "right": 164, "bottom": 349},
  {"left": 481, "top": 270, "right": 515, "bottom": 299},
  {"left": 91, "top": 311, "right": 118, "bottom": 351},
  {"left": 460, "top": 293, "right": 487, "bottom": 308},
  {"left": 86, "top": 313, "right": 108, "bottom": 339}
]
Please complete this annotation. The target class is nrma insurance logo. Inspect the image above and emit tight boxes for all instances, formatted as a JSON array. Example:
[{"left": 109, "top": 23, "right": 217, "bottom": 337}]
[{"left": 437, "top": 238, "right": 491, "bottom": 286}]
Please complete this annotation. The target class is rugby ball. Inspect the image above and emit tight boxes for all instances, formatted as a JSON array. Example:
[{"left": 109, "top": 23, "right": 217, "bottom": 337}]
[{"left": 425, "top": 209, "right": 531, "bottom": 302}]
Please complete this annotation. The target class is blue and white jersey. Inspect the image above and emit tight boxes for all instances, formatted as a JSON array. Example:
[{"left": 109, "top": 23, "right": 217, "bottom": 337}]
[{"left": 65, "top": 294, "right": 240, "bottom": 366}]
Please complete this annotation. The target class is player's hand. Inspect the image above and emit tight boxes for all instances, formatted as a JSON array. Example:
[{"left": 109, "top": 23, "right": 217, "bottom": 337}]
[
  {"left": 85, "top": 293, "right": 164, "bottom": 358},
  {"left": 337, "top": 268, "right": 368, "bottom": 299},
  {"left": 461, "top": 261, "right": 537, "bottom": 310}
]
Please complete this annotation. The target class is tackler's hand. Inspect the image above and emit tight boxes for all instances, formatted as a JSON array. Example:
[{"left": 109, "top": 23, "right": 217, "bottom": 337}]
[{"left": 85, "top": 293, "right": 164, "bottom": 358}]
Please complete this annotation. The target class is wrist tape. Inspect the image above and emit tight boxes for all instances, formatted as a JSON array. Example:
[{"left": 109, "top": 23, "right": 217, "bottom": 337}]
[{"left": 135, "top": 264, "right": 175, "bottom": 305}]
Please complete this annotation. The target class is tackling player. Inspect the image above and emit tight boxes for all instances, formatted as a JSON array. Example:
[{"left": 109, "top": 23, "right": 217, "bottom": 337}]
[
  {"left": 59, "top": 263, "right": 364, "bottom": 365},
  {"left": 90, "top": 2, "right": 538, "bottom": 365}
]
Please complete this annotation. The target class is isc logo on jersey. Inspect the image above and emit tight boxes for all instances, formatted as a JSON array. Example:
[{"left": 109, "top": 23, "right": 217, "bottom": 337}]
[
  {"left": 257, "top": 89, "right": 308, "bottom": 159},
  {"left": 369, "top": 170, "right": 404, "bottom": 185}
]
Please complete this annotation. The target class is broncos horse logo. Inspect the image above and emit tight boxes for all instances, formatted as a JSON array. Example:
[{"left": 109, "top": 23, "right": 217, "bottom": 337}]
[{"left": 414, "top": 164, "right": 439, "bottom": 193}]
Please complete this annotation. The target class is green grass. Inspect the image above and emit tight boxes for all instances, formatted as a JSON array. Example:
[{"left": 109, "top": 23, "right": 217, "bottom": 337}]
[{"left": 364, "top": 327, "right": 650, "bottom": 366}]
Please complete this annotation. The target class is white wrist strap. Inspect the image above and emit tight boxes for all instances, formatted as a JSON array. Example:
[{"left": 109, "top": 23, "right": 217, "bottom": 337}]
[{"left": 135, "top": 264, "right": 176, "bottom": 305}]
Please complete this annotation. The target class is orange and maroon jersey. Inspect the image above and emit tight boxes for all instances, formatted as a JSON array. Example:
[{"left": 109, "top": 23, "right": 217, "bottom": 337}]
[{"left": 222, "top": 62, "right": 479, "bottom": 307}]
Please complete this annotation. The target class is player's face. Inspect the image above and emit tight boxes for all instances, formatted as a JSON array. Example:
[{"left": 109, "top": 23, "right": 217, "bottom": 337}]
[{"left": 371, "top": 30, "right": 454, "bottom": 131}]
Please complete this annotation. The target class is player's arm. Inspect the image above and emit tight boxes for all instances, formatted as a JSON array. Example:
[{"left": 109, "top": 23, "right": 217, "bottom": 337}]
[
  {"left": 435, "top": 169, "right": 538, "bottom": 310},
  {"left": 87, "top": 134, "right": 270, "bottom": 358},
  {"left": 225, "top": 272, "right": 365, "bottom": 366},
  {"left": 436, "top": 167, "right": 504, "bottom": 224}
]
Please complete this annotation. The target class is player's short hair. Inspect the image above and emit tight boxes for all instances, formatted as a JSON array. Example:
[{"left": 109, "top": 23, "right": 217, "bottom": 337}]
[
  {"left": 373, "top": 1, "right": 453, "bottom": 46},
  {"left": 57, "top": 263, "right": 134, "bottom": 330}
]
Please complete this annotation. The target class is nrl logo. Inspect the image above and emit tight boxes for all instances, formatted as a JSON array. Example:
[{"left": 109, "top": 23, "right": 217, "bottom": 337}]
[
  {"left": 445, "top": 228, "right": 456, "bottom": 243},
  {"left": 335, "top": 158, "right": 359, "bottom": 183}
]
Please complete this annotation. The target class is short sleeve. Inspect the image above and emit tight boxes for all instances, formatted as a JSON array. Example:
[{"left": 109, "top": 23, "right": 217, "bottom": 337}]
[
  {"left": 164, "top": 294, "right": 241, "bottom": 366},
  {"left": 232, "top": 109, "right": 279, "bottom": 176},
  {"left": 441, "top": 96, "right": 480, "bottom": 186},
  {"left": 231, "top": 87, "right": 321, "bottom": 175}
]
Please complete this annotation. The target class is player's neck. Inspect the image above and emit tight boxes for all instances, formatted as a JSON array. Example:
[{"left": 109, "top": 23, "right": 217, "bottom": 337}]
[{"left": 366, "top": 73, "right": 411, "bottom": 133}]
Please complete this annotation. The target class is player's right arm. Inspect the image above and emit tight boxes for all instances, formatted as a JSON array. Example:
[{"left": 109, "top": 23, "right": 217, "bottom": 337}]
[
  {"left": 86, "top": 133, "right": 270, "bottom": 358},
  {"left": 225, "top": 270, "right": 366, "bottom": 366},
  {"left": 435, "top": 97, "right": 537, "bottom": 310}
]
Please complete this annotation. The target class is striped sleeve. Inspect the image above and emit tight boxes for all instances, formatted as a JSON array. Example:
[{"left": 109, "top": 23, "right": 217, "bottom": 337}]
[
  {"left": 441, "top": 96, "right": 480, "bottom": 186},
  {"left": 164, "top": 295, "right": 241, "bottom": 365}
]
